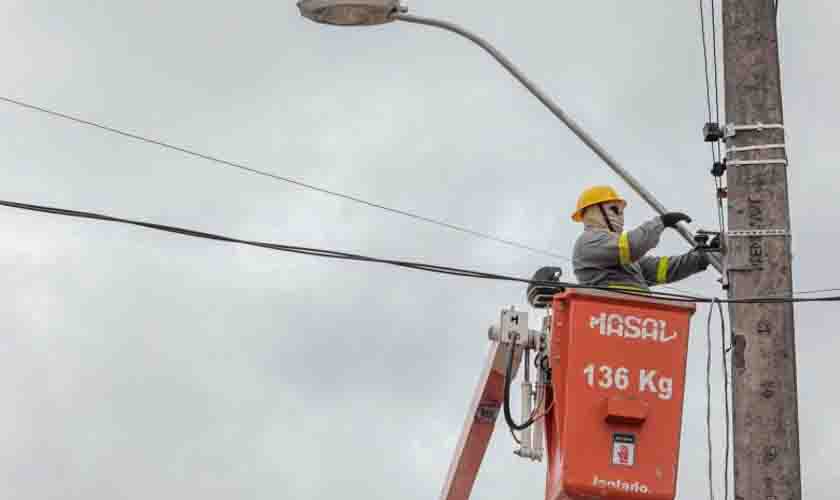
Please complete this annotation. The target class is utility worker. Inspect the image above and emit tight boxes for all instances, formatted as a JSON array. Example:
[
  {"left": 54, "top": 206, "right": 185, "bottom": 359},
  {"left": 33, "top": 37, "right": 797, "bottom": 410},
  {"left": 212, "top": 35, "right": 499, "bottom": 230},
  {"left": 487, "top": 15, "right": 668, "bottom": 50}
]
[{"left": 571, "top": 186, "right": 712, "bottom": 291}]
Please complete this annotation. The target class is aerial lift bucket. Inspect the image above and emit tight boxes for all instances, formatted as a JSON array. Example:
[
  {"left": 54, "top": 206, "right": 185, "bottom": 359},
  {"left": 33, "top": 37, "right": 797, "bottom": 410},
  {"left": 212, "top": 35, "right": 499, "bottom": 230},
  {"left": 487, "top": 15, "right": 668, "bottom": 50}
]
[
  {"left": 439, "top": 288, "right": 696, "bottom": 500},
  {"left": 544, "top": 289, "right": 696, "bottom": 500}
]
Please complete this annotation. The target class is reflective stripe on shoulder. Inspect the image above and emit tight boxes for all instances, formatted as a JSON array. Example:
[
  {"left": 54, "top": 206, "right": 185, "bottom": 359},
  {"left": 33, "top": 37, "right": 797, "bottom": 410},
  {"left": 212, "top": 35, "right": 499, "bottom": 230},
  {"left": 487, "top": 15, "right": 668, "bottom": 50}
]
[
  {"left": 618, "top": 231, "right": 631, "bottom": 265},
  {"left": 656, "top": 256, "right": 670, "bottom": 284}
]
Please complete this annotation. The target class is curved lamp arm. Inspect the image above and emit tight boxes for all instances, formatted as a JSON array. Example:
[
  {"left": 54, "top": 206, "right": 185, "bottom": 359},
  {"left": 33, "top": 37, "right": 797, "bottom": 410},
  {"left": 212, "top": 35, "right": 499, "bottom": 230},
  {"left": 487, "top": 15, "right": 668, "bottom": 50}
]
[{"left": 394, "top": 13, "right": 721, "bottom": 273}]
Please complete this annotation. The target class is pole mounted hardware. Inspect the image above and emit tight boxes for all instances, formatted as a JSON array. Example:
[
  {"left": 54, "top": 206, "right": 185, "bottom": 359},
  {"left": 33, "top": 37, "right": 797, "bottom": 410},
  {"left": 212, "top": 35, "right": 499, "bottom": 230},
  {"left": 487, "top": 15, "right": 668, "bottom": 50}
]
[
  {"left": 703, "top": 122, "right": 725, "bottom": 142},
  {"left": 711, "top": 160, "right": 727, "bottom": 177},
  {"left": 726, "top": 143, "right": 787, "bottom": 154},
  {"left": 723, "top": 122, "right": 785, "bottom": 139},
  {"left": 694, "top": 229, "right": 722, "bottom": 252},
  {"left": 726, "top": 229, "right": 790, "bottom": 238},
  {"left": 726, "top": 159, "right": 788, "bottom": 167}
]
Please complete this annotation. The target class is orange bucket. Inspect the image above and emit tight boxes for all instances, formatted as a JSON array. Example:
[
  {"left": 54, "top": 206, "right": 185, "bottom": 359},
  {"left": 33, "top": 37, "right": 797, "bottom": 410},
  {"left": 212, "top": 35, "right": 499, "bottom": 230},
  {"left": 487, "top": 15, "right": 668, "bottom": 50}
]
[{"left": 544, "top": 289, "right": 696, "bottom": 500}]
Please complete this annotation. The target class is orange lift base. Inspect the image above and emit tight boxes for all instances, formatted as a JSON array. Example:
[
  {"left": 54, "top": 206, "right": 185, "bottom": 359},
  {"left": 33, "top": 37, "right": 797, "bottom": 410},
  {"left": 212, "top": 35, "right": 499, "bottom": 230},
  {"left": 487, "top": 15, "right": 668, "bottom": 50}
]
[{"left": 544, "top": 290, "right": 696, "bottom": 500}]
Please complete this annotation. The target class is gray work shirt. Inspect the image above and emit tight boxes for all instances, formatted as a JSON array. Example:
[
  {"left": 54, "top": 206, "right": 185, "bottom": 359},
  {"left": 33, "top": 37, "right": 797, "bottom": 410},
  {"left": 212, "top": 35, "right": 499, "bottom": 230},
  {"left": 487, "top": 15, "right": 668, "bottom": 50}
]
[{"left": 572, "top": 217, "right": 709, "bottom": 290}]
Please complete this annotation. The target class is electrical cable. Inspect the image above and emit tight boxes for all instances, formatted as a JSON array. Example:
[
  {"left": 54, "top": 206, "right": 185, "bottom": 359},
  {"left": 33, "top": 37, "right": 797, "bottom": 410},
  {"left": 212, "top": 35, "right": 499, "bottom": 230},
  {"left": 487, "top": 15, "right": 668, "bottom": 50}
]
[
  {"left": 717, "top": 300, "right": 731, "bottom": 500},
  {"left": 698, "top": 0, "right": 728, "bottom": 263},
  {"left": 529, "top": 382, "right": 545, "bottom": 422},
  {"left": 503, "top": 338, "right": 537, "bottom": 431},
  {"left": 0, "top": 198, "right": 700, "bottom": 301},
  {"left": 708, "top": 0, "right": 727, "bottom": 240},
  {"left": 709, "top": 0, "right": 723, "bottom": 162},
  {"left": 0, "top": 96, "right": 721, "bottom": 298},
  {"left": 509, "top": 427, "right": 521, "bottom": 445},
  {"left": 533, "top": 345, "right": 553, "bottom": 422},
  {"left": 0, "top": 199, "right": 517, "bottom": 282},
  {"left": 530, "top": 385, "right": 555, "bottom": 425},
  {"left": 705, "top": 302, "right": 716, "bottom": 500},
  {"left": 0, "top": 95, "right": 566, "bottom": 261},
  {"left": 698, "top": 1, "right": 724, "bottom": 194},
  {"left": 503, "top": 342, "right": 551, "bottom": 438},
  {"left": 698, "top": 0, "right": 716, "bottom": 141},
  {"left": 2, "top": 198, "right": 839, "bottom": 305},
  {"left": 787, "top": 287, "right": 840, "bottom": 296},
  {"left": 705, "top": 300, "right": 732, "bottom": 500}
]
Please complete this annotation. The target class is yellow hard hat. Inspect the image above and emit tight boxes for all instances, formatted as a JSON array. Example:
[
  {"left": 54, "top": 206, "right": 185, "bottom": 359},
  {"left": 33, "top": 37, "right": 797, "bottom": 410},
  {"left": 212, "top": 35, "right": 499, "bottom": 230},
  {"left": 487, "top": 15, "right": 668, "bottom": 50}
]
[{"left": 571, "top": 185, "right": 626, "bottom": 222}]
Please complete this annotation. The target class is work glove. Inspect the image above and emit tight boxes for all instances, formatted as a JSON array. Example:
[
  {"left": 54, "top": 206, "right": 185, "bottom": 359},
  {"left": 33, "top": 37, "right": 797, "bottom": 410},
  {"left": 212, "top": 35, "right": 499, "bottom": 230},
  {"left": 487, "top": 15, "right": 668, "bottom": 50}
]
[{"left": 661, "top": 212, "right": 692, "bottom": 228}]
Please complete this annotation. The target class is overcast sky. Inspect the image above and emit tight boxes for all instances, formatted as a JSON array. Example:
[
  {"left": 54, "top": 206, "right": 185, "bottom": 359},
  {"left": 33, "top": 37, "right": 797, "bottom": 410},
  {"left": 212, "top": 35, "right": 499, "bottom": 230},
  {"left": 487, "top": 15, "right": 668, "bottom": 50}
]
[{"left": 1, "top": 1, "right": 838, "bottom": 499}]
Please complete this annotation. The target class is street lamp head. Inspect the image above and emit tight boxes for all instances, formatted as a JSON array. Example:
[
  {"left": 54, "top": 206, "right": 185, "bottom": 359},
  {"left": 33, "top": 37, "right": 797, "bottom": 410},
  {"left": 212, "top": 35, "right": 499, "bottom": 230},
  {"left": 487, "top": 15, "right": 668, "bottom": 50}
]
[{"left": 297, "top": 0, "right": 405, "bottom": 26}]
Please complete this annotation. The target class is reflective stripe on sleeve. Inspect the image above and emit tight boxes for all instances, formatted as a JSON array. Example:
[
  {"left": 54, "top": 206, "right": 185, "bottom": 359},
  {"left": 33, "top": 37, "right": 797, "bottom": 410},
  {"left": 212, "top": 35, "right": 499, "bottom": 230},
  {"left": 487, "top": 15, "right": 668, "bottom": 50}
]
[
  {"left": 618, "top": 231, "right": 631, "bottom": 265},
  {"left": 656, "top": 256, "right": 670, "bottom": 284},
  {"left": 608, "top": 284, "right": 647, "bottom": 292}
]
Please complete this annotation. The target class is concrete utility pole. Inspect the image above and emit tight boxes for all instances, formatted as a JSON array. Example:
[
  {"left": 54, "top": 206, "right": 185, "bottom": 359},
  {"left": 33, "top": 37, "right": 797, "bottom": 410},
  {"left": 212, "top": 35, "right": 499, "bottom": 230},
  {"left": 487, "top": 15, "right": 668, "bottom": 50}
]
[{"left": 722, "top": 1, "right": 801, "bottom": 499}]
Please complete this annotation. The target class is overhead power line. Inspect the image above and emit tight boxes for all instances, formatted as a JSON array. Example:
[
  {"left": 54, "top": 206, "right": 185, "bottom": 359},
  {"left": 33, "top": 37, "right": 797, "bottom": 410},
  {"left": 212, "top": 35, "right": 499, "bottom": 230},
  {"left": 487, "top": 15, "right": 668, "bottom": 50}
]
[
  {"left": 0, "top": 95, "right": 716, "bottom": 298},
  {"left": 0, "top": 95, "right": 566, "bottom": 261},
  {"left": 1, "top": 197, "right": 838, "bottom": 305},
  {"left": 698, "top": 0, "right": 716, "bottom": 136},
  {"left": 698, "top": 0, "right": 728, "bottom": 264},
  {"left": 709, "top": 0, "right": 722, "bottom": 129}
]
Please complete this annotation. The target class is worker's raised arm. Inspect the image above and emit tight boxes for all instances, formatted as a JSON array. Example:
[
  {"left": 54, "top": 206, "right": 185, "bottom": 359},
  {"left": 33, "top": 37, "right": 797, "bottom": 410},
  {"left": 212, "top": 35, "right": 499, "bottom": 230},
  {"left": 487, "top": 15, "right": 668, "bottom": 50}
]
[
  {"left": 573, "top": 217, "right": 665, "bottom": 268},
  {"left": 620, "top": 212, "right": 694, "bottom": 266},
  {"left": 638, "top": 251, "right": 711, "bottom": 286}
]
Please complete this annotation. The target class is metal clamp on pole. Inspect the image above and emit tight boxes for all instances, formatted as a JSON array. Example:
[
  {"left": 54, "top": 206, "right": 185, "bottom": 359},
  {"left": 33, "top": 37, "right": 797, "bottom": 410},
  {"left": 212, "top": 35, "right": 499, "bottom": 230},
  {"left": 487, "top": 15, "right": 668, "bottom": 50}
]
[
  {"left": 726, "top": 143, "right": 787, "bottom": 154},
  {"left": 724, "top": 122, "right": 785, "bottom": 139},
  {"left": 727, "top": 229, "right": 790, "bottom": 237},
  {"left": 726, "top": 159, "right": 788, "bottom": 167}
]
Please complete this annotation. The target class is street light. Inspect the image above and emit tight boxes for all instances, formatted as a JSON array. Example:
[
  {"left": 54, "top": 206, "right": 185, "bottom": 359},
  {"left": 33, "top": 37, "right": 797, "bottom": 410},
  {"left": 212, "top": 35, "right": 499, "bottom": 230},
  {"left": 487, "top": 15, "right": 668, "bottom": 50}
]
[
  {"left": 297, "top": 1, "right": 722, "bottom": 273},
  {"left": 297, "top": 0, "right": 405, "bottom": 26}
]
